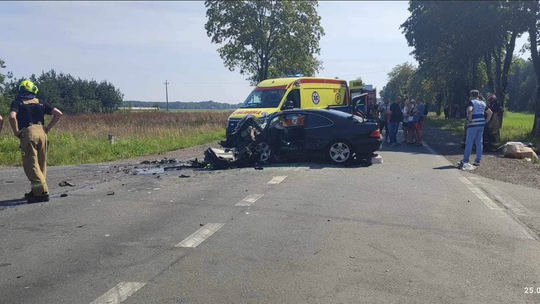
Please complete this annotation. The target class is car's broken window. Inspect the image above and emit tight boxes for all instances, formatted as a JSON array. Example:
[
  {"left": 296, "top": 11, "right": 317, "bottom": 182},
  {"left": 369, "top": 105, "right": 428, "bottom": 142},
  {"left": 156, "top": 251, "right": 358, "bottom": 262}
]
[
  {"left": 283, "top": 114, "right": 305, "bottom": 127},
  {"left": 241, "top": 89, "right": 286, "bottom": 108}
]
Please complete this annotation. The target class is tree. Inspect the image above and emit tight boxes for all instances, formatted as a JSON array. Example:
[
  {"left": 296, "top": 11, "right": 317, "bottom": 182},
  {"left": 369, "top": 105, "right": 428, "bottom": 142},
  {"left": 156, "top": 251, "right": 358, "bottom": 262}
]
[
  {"left": 381, "top": 62, "right": 417, "bottom": 101},
  {"left": 1, "top": 69, "right": 124, "bottom": 114},
  {"left": 522, "top": 0, "right": 540, "bottom": 136},
  {"left": 204, "top": 0, "right": 324, "bottom": 85},
  {"left": 0, "top": 58, "right": 12, "bottom": 113},
  {"left": 401, "top": 0, "right": 531, "bottom": 133}
]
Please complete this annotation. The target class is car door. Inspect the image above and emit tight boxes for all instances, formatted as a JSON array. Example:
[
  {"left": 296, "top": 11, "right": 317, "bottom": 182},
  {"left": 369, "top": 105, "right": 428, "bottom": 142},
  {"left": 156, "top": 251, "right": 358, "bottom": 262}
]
[{"left": 304, "top": 113, "right": 335, "bottom": 150}]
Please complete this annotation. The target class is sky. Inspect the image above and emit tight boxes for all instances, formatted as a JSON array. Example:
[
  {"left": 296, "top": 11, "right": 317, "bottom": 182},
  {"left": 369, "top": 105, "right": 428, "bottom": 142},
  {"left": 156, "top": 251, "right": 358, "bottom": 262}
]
[{"left": 0, "top": 1, "right": 530, "bottom": 104}]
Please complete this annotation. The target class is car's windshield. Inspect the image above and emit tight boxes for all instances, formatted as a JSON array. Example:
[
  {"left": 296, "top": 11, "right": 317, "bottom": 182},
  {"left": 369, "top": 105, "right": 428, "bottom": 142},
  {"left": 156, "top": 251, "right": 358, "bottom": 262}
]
[{"left": 241, "top": 89, "right": 286, "bottom": 108}]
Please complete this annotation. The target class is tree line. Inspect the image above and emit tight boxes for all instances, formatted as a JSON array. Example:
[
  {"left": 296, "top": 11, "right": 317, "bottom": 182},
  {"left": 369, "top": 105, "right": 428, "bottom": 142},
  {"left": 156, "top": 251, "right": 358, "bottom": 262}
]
[
  {"left": 380, "top": 1, "right": 540, "bottom": 136},
  {"left": 383, "top": 58, "right": 537, "bottom": 113},
  {"left": 124, "top": 100, "right": 241, "bottom": 110},
  {"left": 0, "top": 60, "right": 123, "bottom": 115}
]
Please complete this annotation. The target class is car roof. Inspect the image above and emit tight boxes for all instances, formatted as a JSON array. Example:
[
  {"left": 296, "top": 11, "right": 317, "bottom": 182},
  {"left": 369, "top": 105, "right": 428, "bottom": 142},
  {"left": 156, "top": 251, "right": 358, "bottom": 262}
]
[{"left": 279, "top": 108, "right": 349, "bottom": 116}]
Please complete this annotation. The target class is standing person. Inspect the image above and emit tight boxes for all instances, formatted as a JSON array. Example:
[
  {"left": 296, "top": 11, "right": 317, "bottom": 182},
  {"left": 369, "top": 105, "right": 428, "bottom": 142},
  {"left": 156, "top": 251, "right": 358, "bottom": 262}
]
[
  {"left": 366, "top": 97, "right": 376, "bottom": 120},
  {"left": 407, "top": 99, "right": 417, "bottom": 144},
  {"left": 453, "top": 103, "right": 460, "bottom": 119},
  {"left": 0, "top": 115, "right": 3, "bottom": 134},
  {"left": 412, "top": 98, "right": 426, "bottom": 146},
  {"left": 378, "top": 98, "right": 391, "bottom": 143},
  {"left": 444, "top": 105, "right": 450, "bottom": 119},
  {"left": 458, "top": 90, "right": 493, "bottom": 170},
  {"left": 388, "top": 96, "right": 403, "bottom": 146},
  {"left": 9, "top": 80, "right": 63, "bottom": 203},
  {"left": 485, "top": 93, "right": 503, "bottom": 150},
  {"left": 402, "top": 100, "right": 411, "bottom": 143}
]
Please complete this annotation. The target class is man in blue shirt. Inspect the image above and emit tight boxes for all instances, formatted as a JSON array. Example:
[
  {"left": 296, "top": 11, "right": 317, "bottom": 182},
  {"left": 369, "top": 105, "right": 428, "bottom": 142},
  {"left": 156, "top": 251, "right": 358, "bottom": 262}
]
[{"left": 458, "top": 90, "right": 493, "bottom": 171}]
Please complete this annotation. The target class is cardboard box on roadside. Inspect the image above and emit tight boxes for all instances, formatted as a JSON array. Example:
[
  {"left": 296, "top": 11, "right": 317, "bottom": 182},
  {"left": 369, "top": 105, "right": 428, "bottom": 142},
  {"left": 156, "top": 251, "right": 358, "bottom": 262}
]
[{"left": 502, "top": 143, "right": 538, "bottom": 159}]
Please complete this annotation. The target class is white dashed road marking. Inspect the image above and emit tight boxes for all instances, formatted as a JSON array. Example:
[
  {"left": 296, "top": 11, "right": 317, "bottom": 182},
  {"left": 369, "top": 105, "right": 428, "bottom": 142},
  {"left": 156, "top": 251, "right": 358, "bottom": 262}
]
[
  {"left": 268, "top": 176, "right": 287, "bottom": 184},
  {"left": 175, "top": 223, "right": 225, "bottom": 248},
  {"left": 90, "top": 282, "right": 146, "bottom": 304},
  {"left": 236, "top": 194, "right": 264, "bottom": 207}
]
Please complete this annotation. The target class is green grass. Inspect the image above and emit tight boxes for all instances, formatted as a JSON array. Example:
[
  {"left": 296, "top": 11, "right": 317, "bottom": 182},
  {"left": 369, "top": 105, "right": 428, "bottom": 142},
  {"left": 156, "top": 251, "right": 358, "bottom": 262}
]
[
  {"left": 0, "top": 111, "right": 231, "bottom": 166},
  {"left": 425, "top": 111, "right": 540, "bottom": 163}
]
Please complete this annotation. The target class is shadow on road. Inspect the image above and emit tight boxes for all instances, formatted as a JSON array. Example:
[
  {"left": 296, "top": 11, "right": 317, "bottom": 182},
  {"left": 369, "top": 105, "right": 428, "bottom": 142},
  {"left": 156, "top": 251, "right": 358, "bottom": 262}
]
[
  {"left": 0, "top": 198, "right": 28, "bottom": 207},
  {"left": 433, "top": 165, "right": 456, "bottom": 170}
]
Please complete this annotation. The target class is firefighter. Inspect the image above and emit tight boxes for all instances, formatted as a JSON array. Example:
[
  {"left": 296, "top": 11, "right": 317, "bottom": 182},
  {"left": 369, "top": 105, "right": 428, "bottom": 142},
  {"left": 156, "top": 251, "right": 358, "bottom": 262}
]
[{"left": 9, "top": 80, "right": 63, "bottom": 203}]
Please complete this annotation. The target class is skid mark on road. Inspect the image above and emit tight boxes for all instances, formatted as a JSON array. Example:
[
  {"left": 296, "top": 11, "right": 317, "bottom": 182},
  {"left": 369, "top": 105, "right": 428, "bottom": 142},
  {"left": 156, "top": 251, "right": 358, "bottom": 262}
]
[
  {"left": 175, "top": 223, "right": 225, "bottom": 248},
  {"left": 90, "top": 282, "right": 146, "bottom": 304},
  {"left": 236, "top": 194, "right": 264, "bottom": 207},
  {"left": 268, "top": 176, "right": 287, "bottom": 185}
]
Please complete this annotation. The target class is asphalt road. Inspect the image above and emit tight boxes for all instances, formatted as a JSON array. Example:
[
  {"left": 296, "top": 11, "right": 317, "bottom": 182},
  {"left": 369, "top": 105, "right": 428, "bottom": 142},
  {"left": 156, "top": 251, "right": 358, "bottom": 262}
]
[{"left": 1, "top": 141, "right": 540, "bottom": 303}]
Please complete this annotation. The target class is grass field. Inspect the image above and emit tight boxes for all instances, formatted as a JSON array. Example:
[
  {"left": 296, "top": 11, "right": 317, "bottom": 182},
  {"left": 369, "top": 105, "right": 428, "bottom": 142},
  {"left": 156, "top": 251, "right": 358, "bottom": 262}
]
[
  {"left": 0, "top": 110, "right": 233, "bottom": 166},
  {"left": 425, "top": 111, "right": 540, "bottom": 162}
]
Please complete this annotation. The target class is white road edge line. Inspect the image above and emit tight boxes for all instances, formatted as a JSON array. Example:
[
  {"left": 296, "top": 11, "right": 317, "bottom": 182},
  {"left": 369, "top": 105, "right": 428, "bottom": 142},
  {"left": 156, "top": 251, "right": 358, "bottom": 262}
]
[
  {"left": 175, "top": 223, "right": 225, "bottom": 248},
  {"left": 425, "top": 143, "right": 534, "bottom": 240},
  {"left": 468, "top": 177, "right": 532, "bottom": 217},
  {"left": 90, "top": 282, "right": 146, "bottom": 304},
  {"left": 236, "top": 194, "right": 264, "bottom": 207},
  {"left": 268, "top": 176, "right": 287, "bottom": 184},
  {"left": 458, "top": 177, "right": 503, "bottom": 210}
]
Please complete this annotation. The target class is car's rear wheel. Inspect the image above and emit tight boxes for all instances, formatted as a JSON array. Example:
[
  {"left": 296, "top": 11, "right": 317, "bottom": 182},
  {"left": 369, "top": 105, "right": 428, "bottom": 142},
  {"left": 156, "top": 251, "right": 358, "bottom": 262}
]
[
  {"left": 255, "top": 142, "right": 272, "bottom": 163},
  {"left": 327, "top": 141, "right": 352, "bottom": 164}
]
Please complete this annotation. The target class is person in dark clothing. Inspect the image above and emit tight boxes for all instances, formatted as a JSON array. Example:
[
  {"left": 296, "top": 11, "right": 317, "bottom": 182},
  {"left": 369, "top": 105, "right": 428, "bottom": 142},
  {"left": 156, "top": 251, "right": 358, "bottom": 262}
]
[
  {"left": 9, "top": 80, "right": 63, "bottom": 203},
  {"left": 388, "top": 97, "right": 403, "bottom": 146},
  {"left": 366, "top": 98, "right": 377, "bottom": 120},
  {"left": 378, "top": 98, "right": 391, "bottom": 143},
  {"left": 485, "top": 93, "right": 503, "bottom": 149},
  {"left": 453, "top": 103, "right": 460, "bottom": 118},
  {"left": 444, "top": 105, "right": 450, "bottom": 120}
]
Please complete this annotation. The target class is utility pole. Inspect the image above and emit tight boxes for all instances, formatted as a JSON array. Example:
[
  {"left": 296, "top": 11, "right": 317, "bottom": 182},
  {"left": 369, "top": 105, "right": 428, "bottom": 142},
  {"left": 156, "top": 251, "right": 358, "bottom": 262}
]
[{"left": 164, "top": 80, "right": 169, "bottom": 111}]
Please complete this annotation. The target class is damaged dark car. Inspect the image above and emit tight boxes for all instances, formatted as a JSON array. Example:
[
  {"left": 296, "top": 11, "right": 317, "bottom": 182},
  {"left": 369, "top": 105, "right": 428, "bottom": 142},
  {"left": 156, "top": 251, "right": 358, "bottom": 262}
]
[{"left": 204, "top": 108, "right": 382, "bottom": 169}]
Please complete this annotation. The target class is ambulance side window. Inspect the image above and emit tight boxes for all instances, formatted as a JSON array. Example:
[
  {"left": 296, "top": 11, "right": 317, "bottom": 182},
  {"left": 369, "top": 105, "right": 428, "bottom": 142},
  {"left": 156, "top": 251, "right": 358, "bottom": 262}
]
[{"left": 283, "top": 89, "right": 300, "bottom": 109}]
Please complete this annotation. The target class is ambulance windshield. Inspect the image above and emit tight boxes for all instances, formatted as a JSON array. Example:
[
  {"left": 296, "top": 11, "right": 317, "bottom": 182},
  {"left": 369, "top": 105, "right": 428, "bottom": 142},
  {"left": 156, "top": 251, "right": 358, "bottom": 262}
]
[{"left": 241, "top": 89, "right": 286, "bottom": 108}]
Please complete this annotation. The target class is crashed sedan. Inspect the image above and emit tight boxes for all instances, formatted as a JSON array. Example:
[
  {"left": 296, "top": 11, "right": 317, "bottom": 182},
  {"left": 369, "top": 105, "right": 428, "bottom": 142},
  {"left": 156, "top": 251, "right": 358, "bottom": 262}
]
[{"left": 204, "top": 108, "right": 382, "bottom": 168}]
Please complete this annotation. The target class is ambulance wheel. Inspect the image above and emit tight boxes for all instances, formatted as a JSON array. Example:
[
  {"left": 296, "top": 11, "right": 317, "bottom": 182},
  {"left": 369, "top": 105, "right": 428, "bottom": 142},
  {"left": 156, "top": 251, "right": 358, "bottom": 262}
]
[
  {"left": 255, "top": 142, "right": 272, "bottom": 163},
  {"left": 327, "top": 141, "right": 352, "bottom": 164}
]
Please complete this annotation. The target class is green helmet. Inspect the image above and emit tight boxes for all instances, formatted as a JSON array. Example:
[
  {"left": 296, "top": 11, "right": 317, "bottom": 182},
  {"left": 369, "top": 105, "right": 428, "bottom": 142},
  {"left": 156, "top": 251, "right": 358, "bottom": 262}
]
[{"left": 19, "top": 79, "right": 38, "bottom": 94}]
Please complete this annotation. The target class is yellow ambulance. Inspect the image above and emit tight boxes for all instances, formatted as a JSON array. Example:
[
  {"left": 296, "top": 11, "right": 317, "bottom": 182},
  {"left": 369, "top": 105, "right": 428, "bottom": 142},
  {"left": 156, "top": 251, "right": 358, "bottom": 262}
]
[{"left": 227, "top": 77, "right": 351, "bottom": 134}]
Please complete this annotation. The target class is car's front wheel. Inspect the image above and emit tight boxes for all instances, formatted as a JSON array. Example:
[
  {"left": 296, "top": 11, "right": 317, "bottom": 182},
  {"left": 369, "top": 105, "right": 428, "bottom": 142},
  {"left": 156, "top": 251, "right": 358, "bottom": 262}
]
[
  {"left": 327, "top": 141, "right": 352, "bottom": 164},
  {"left": 255, "top": 142, "right": 272, "bottom": 163}
]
